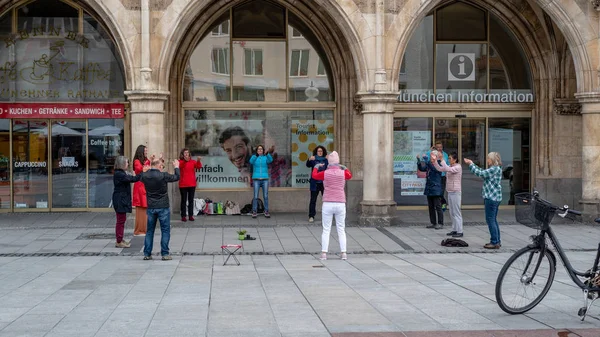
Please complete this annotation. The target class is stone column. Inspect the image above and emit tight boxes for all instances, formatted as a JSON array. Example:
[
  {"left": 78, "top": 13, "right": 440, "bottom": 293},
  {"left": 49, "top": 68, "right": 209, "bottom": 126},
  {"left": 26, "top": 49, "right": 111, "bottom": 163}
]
[
  {"left": 124, "top": 90, "right": 170, "bottom": 158},
  {"left": 358, "top": 93, "right": 398, "bottom": 226},
  {"left": 575, "top": 92, "right": 600, "bottom": 220}
]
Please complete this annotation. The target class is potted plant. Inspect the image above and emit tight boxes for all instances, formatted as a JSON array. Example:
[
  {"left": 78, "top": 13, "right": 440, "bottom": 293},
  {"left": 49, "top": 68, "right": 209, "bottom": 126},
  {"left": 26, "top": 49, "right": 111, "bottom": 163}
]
[{"left": 237, "top": 230, "right": 247, "bottom": 241}]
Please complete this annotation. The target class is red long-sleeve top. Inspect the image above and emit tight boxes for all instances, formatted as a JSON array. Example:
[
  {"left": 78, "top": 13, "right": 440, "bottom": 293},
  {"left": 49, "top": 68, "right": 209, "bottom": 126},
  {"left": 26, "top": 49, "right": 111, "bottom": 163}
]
[{"left": 178, "top": 159, "right": 202, "bottom": 188}]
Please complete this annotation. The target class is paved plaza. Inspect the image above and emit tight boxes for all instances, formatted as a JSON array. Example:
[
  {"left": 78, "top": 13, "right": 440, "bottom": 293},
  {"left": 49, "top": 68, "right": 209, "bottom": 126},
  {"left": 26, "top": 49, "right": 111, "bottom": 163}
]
[{"left": 1, "top": 210, "right": 600, "bottom": 336}]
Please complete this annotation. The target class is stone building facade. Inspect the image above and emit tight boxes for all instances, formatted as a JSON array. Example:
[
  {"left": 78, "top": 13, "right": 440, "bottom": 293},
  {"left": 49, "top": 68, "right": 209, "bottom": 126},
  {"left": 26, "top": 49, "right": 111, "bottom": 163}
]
[{"left": 0, "top": 0, "right": 599, "bottom": 224}]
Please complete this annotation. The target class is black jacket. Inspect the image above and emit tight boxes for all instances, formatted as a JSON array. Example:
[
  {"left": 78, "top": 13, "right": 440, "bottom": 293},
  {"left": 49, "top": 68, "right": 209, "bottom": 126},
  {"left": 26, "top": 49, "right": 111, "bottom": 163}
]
[
  {"left": 141, "top": 168, "right": 180, "bottom": 209},
  {"left": 112, "top": 169, "right": 141, "bottom": 213}
]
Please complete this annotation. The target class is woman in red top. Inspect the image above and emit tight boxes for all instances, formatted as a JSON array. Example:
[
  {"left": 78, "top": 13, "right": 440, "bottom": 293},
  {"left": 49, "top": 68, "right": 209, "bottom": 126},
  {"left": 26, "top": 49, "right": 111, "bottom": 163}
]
[
  {"left": 132, "top": 145, "right": 150, "bottom": 235},
  {"left": 179, "top": 148, "right": 202, "bottom": 221}
]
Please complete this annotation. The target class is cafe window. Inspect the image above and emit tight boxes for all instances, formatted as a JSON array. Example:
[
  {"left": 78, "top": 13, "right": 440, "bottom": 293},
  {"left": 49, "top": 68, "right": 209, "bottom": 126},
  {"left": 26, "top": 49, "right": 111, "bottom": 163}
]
[
  {"left": 0, "top": 0, "right": 126, "bottom": 103},
  {"left": 399, "top": 1, "right": 532, "bottom": 101}
]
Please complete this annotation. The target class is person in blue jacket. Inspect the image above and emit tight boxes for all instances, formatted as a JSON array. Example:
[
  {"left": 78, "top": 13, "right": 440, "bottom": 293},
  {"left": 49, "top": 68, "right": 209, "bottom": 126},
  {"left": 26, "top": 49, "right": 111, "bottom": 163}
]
[
  {"left": 306, "top": 145, "right": 329, "bottom": 223},
  {"left": 249, "top": 144, "right": 274, "bottom": 218},
  {"left": 417, "top": 150, "right": 444, "bottom": 229}
]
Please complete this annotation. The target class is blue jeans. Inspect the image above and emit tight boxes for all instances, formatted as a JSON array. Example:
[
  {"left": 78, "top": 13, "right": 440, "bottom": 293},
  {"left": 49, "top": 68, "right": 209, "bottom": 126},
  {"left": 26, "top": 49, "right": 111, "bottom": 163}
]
[
  {"left": 252, "top": 179, "right": 269, "bottom": 212},
  {"left": 484, "top": 198, "right": 501, "bottom": 245},
  {"left": 144, "top": 208, "right": 171, "bottom": 256}
]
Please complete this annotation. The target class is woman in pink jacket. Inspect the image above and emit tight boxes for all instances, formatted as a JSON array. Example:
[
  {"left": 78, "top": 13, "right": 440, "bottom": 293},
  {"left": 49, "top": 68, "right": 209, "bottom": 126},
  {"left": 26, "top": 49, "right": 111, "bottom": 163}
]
[
  {"left": 311, "top": 151, "right": 352, "bottom": 260},
  {"left": 432, "top": 152, "right": 463, "bottom": 237}
]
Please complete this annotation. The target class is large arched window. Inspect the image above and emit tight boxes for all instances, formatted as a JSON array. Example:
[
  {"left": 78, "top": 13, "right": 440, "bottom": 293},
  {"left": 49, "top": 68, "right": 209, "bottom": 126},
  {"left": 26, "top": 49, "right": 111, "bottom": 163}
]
[
  {"left": 183, "top": 0, "right": 335, "bottom": 189},
  {"left": 399, "top": 1, "right": 533, "bottom": 103},
  {"left": 0, "top": 0, "right": 126, "bottom": 102}
]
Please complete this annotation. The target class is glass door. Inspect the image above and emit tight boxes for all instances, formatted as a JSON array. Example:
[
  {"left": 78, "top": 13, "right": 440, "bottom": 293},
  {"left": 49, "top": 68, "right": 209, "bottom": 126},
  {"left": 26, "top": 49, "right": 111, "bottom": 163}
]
[
  {"left": 0, "top": 120, "right": 9, "bottom": 209},
  {"left": 461, "top": 119, "right": 487, "bottom": 206},
  {"left": 51, "top": 121, "right": 87, "bottom": 209},
  {"left": 12, "top": 120, "right": 49, "bottom": 210}
]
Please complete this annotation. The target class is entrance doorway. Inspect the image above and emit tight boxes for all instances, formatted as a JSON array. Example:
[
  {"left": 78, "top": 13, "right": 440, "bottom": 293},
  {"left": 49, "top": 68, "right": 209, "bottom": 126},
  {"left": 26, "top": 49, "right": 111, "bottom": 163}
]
[{"left": 393, "top": 115, "right": 530, "bottom": 207}]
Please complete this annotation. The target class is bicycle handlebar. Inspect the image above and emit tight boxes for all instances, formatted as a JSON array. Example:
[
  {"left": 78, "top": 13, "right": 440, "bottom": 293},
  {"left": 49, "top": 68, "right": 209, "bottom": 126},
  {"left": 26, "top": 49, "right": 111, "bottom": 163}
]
[{"left": 531, "top": 191, "right": 581, "bottom": 217}]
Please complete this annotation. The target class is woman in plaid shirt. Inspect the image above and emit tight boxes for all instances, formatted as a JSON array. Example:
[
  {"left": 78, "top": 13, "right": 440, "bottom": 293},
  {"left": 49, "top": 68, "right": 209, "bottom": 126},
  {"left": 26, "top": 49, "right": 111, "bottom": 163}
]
[{"left": 464, "top": 152, "right": 503, "bottom": 249}]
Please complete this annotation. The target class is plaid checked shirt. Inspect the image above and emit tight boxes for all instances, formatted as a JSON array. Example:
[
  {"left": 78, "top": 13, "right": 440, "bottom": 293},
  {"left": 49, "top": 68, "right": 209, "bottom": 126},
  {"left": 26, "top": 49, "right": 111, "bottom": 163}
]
[{"left": 469, "top": 164, "right": 503, "bottom": 202}]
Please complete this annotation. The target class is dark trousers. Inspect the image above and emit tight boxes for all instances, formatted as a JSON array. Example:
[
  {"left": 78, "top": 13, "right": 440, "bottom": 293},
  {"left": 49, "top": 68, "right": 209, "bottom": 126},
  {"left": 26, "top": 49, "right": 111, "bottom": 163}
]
[
  {"left": 115, "top": 212, "right": 126, "bottom": 243},
  {"left": 441, "top": 176, "right": 447, "bottom": 204},
  {"left": 309, "top": 183, "right": 324, "bottom": 217},
  {"left": 179, "top": 187, "right": 195, "bottom": 217},
  {"left": 427, "top": 196, "right": 443, "bottom": 225}
]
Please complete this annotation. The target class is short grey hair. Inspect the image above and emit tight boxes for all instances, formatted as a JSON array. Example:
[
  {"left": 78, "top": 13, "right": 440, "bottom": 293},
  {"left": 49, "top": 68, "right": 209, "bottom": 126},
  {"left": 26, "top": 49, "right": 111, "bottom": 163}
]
[
  {"left": 114, "top": 156, "right": 128, "bottom": 170},
  {"left": 430, "top": 150, "right": 439, "bottom": 157},
  {"left": 487, "top": 152, "right": 502, "bottom": 166}
]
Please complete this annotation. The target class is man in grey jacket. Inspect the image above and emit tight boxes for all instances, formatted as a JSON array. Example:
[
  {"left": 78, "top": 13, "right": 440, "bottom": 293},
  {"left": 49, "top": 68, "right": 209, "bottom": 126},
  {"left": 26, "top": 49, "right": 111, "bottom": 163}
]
[{"left": 142, "top": 158, "right": 180, "bottom": 260}]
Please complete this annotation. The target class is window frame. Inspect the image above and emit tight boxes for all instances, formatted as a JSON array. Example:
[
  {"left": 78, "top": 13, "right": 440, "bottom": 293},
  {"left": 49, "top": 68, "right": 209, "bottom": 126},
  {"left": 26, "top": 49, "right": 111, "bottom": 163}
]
[
  {"left": 290, "top": 49, "right": 310, "bottom": 77},
  {"left": 211, "top": 47, "right": 230, "bottom": 75},
  {"left": 243, "top": 48, "right": 263, "bottom": 76}
]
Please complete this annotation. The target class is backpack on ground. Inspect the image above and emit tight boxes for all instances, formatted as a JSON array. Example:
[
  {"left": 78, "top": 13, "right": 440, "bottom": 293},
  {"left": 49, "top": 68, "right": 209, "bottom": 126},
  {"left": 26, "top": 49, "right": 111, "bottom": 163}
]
[{"left": 440, "top": 238, "right": 469, "bottom": 247}]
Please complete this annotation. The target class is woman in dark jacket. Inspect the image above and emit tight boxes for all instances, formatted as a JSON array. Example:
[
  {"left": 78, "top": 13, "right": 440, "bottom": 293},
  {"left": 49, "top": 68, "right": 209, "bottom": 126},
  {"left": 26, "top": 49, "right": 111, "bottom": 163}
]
[
  {"left": 306, "top": 145, "right": 328, "bottom": 222},
  {"left": 417, "top": 150, "right": 444, "bottom": 229},
  {"left": 112, "top": 156, "right": 144, "bottom": 248}
]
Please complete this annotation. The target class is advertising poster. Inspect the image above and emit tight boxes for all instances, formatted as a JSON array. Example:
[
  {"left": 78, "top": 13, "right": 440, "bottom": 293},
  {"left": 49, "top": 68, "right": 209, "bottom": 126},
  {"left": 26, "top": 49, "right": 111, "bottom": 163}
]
[
  {"left": 393, "top": 131, "right": 431, "bottom": 195},
  {"left": 290, "top": 120, "right": 334, "bottom": 188},
  {"left": 184, "top": 111, "right": 293, "bottom": 188},
  {"left": 185, "top": 114, "right": 263, "bottom": 188}
]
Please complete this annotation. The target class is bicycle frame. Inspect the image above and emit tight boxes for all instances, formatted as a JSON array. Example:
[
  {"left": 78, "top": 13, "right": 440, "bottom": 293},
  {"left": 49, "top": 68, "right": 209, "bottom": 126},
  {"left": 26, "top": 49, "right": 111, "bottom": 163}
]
[{"left": 531, "top": 225, "right": 600, "bottom": 293}]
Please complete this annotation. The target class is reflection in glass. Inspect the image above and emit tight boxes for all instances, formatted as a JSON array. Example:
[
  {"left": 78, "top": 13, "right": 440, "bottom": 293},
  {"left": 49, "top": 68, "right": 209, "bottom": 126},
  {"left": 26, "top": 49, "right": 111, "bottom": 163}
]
[
  {"left": 399, "top": 14, "right": 434, "bottom": 92},
  {"left": 436, "top": 2, "right": 486, "bottom": 41},
  {"left": 0, "top": 11, "right": 13, "bottom": 102},
  {"left": 232, "top": 0, "right": 286, "bottom": 39},
  {"left": 82, "top": 14, "right": 126, "bottom": 102},
  {"left": 233, "top": 41, "right": 286, "bottom": 101},
  {"left": 461, "top": 119, "right": 486, "bottom": 206},
  {"left": 184, "top": 17, "right": 230, "bottom": 102},
  {"left": 51, "top": 121, "right": 86, "bottom": 208},
  {"left": 12, "top": 120, "right": 49, "bottom": 209},
  {"left": 89, "top": 119, "right": 124, "bottom": 208},
  {"left": 184, "top": 110, "right": 334, "bottom": 188},
  {"left": 489, "top": 14, "right": 532, "bottom": 93},
  {"left": 288, "top": 26, "right": 332, "bottom": 101},
  {"left": 0, "top": 120, "right": 9, "bottom": 208},
  {"left": 436, "top": 43, "right": 487, "bottom": 99},
  {"left": 488, "top": 118, "right": 530, "bottom": 205},
  {"left": 392, "top": 118, "right": 433, "bottom": 206},
  {"left": 434, "top": 119, "right": 458, "bottom": 158}
]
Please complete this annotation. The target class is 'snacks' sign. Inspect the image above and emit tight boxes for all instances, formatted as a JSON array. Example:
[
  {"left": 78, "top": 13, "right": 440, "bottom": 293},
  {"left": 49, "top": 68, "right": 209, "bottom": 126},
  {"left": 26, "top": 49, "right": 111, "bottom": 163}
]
[{"left": 0, "top": 103, "right": 125, "bottom": 119}]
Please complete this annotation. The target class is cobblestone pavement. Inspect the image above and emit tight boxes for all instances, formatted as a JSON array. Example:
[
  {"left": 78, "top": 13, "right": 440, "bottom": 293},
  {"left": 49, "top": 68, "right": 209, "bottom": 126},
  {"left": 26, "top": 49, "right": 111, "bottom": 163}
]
[
  {"left": 2, "top": 253, "right": 600, "bottom": 336},
  {"left": 2, "top": 210, "right": 600, "bottom": 336}
]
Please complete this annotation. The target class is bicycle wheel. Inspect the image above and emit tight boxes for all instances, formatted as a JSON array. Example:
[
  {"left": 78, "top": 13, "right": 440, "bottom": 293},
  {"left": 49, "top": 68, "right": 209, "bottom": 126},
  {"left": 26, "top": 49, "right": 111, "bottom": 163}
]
[{"left": 495, "top": 246, "right": 556, "bottom": 314}]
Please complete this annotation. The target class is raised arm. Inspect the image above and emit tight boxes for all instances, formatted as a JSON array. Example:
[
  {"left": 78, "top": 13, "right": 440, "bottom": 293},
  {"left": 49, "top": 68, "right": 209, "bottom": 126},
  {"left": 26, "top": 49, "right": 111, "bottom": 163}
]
[
  {"left": 265, "top": 153, "right": 273, "bottom": 164},
  {"left": 312, "top": 167, "right": 325, "bottom": 181},
  {"left": 249, "top": 154, "right": 257, "bottom": 165},
  {"left": 344, "top": 168, "right": 352, "bottom": 180}
]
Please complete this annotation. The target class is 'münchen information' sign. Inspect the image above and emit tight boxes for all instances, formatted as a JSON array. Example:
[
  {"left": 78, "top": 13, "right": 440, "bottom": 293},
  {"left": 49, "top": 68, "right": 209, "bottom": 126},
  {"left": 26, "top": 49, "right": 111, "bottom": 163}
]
[{"left": 398, "top": 90, "right": 534, "bottom": 103}]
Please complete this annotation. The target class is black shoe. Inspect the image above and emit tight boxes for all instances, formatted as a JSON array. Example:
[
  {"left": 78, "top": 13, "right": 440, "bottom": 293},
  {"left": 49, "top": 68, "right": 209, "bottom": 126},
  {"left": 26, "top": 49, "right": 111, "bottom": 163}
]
[
  {"left": 426, "top": 224, "right": 436, "bottom": 229},
  {"left": 452, "top": 232, "right": 464, "bottom": 238},
  {"left": 446, "top": 231, "right": 457, "bottom": 236},
  {"left": 434, "top": 224, "right": 443, "bottom": 230}
]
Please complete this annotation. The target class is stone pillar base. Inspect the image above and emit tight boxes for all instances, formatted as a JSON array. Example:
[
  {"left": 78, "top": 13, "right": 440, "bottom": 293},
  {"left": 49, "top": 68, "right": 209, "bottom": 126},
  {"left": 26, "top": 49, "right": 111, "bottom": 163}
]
[
  {"left": 359, "top": 201, "right": 396, "bottom": 226},
  {"left": 579, "top": 199, "right": 600, "bottom": 222}
]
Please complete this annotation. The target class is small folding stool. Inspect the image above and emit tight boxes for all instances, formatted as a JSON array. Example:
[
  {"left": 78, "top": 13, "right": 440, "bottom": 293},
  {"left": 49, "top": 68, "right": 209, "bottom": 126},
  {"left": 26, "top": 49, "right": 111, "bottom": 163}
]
[{"left": 221, "top": 244, "right": 242, "bottom": 266}]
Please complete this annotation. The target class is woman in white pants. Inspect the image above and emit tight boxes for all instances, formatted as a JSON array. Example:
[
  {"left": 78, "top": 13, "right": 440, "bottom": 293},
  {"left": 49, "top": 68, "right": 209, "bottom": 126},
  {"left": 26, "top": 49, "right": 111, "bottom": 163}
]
[
  {"left": 311, "top": 151, "right": 353, "bottom": 260},
  {"left": 432, "top": 151, "right": 463, "bottom": 237}
]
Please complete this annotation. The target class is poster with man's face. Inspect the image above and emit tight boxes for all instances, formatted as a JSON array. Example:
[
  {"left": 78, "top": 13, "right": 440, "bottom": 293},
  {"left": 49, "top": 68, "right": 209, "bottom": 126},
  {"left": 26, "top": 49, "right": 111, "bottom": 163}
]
[{"left": 184, "top": 110, "right": 292, "bottom": 188}]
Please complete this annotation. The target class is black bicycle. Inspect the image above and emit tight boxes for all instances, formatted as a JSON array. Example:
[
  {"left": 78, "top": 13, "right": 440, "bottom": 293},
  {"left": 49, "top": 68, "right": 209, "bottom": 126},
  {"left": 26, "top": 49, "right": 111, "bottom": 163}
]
[{"left": 495, "top": 191, "right": 600, "bottom": 321}]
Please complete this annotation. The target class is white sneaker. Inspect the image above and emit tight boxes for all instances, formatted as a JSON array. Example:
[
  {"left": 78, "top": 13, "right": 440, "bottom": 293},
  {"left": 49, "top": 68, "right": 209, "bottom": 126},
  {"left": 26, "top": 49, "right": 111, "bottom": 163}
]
[
  {"left": 308, "top": 217, "right": 314, "bottom": 223},
  {"left": 340, "top": 253, "right": 347, "bottom": 260},
  {"left": 320, "top": 252, "right": 327, "bottom": 260}
]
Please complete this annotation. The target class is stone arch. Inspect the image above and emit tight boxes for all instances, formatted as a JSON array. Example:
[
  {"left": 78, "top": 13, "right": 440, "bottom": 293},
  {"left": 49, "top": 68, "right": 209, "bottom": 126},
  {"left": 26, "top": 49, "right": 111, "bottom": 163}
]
[
  {"left": 390, "top": 0, "right": 596, "bottom": 93},
  {"left": 0, "top": 0, "right": 136, "bottom": 90},
  {"left": 157, "top": 0, "right": 368, "bottom": 93}
]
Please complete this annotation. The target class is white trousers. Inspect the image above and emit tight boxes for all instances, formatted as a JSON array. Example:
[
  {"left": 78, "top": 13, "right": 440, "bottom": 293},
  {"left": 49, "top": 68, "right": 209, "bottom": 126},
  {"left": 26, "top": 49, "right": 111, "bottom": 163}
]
[
  {"left": 448, "top": 191, "right": 463, "bottom": 233},
  {"left": 321, "top": 202, "right": 347, "bottom": 253}
]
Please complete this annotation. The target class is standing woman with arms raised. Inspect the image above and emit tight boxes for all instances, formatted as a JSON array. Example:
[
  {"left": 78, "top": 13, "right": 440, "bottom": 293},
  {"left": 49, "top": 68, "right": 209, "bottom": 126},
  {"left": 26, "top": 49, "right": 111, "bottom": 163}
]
[
  {"left": 249, "top": 144, "right": 274, "bottom": 218},
  {"left": 132, "top": 145, "right": 150, "bottom": 236},
  {"left": 464, "top": 152, "right": 503, "bottom": 249},
  {"left": 179, "top": 148, "right": 202, "bottom": 222},
  {"left": 305, "top": 145, "right": 328, "bottom": 223}
]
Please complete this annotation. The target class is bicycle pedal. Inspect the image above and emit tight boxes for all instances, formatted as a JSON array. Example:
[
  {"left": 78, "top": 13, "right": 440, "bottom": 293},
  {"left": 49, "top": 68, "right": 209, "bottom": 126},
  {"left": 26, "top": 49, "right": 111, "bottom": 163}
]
[{"left": 578, "top": 307, "right": 587, "bottom": 317}]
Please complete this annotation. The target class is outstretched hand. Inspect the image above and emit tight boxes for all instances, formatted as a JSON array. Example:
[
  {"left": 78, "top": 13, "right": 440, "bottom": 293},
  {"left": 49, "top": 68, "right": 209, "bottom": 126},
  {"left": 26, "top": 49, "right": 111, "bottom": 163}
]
[
  {"left": 464, "top": 158, "right": 473, "bottom": 166},
  {"left": 172, "top": 159, "right": 179, "bottom": 168}
]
